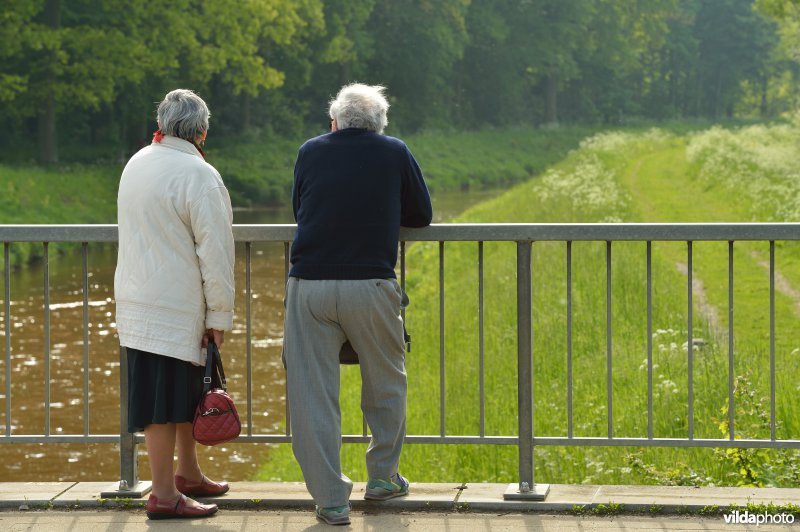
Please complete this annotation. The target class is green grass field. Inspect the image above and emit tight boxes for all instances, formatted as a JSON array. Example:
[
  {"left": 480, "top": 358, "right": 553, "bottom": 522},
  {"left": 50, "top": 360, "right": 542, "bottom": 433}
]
[
  {"left": 254, "top": 123, "right": 800, "bottom": 488},
  {"left": 0, "top": 163, "right": 121, "bottom": 264},
  {"left": 209, "top": 125, "right": 594, "bottom": 205}
]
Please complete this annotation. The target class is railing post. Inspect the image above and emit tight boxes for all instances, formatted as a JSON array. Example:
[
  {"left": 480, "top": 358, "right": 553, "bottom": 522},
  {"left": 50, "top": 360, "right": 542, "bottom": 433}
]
[
  {"left": 100, "top": 346, "right": 151, "bottom": 498},
  {"left": 505, "top": 241, "right": 549, "bottom": 500}
]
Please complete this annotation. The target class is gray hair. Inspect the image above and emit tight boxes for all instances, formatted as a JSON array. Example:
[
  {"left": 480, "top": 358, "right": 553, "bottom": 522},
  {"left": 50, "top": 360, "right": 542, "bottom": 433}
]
[
  {"left": 329, "top": 83, "right": 389, "bottom": 133},
  {"left": 157, "top": 89, "right": 210, "bottom": 141}
]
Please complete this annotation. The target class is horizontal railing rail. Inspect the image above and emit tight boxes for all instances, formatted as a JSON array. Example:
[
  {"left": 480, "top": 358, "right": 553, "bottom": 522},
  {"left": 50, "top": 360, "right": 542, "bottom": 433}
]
[
  {"left": 4, "top": 222, "right": 800, "bottom": 241},
  {"left": 3, "top": 223, "right": 800, "bottom": 497}
]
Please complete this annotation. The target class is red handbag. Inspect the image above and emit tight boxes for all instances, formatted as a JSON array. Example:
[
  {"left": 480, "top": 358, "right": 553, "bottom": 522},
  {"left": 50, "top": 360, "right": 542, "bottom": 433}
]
[{"left": 192, "top": 340, "right": 241, "bottom": 446}]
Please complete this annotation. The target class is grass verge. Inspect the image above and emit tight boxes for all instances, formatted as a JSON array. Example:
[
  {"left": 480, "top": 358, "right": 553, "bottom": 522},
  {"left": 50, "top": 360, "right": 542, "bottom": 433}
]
[{"left": 254, "top": 122, "right": 800, "bottom": 487}]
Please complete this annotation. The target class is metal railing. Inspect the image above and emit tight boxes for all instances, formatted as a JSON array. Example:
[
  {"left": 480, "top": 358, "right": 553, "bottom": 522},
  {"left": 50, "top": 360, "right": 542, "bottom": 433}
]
[{"left": 2, "top": 223, "right": 800, "bottom": 499}]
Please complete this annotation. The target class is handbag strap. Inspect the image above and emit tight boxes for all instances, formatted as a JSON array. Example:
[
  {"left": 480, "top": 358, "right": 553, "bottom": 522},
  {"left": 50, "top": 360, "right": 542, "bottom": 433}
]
[{"left": 203, "top": 340, "right": 228, "bottom": 393}]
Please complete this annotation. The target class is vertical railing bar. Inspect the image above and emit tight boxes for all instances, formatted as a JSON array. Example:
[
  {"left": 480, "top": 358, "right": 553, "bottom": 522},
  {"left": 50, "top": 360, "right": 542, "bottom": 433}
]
[
  {"left": 439, "top": 241, "right": 445, "bottom": 437},
  {"left": 119, "top": 346, "right": 139, "bottom": 487},
  {"left": 687, "top": 241, "right": 694, "bottom": 440},
  {"left": 606, "top": 241, "right": 612, "bottom": 439},
  {"left": 728, "top": 241, "right": 735, "bottom": 440},
  {"left": 398, "top": 241, "right": 406, "bottom": 439},
  {"left": 82, "top": 243, "right": 90, "bottom": 436},
  {"left": 566, "top": 241, "right": 573, "bottom": 439},
  {"left": 516, "top": 241, "right": 534, "bottom": 488},
  {"left": 362, "top": 398, "right": 368, "bottom": 437},
  {"left": 43, "top": 242, "right": 50, "bottom": 436},
  {"left": 4, "top": 243, "right": 10, "bottom": 436},
  {"left": 283, "top": 242, "right": 290, "bottom": 284},
  {"left": 647, "top": 242, "right": 653, "bottom": 440},
  {"left": 246, "top": 242, "right": 253, "bottom": 437},
  {"left": 478, "top": 241, "right": 485, "bottom": 438},
  {"left": 400, "top": 242, "right": 406, "bottom": 321},
  {"left": 394, "top": 241, "right": 407, "bottom": 441},
  {"left": 769, "top": 241, "right": 776, "bottom": 441},
  {"left": 284, "top": 241, "right": 291, "bottom": 437}
]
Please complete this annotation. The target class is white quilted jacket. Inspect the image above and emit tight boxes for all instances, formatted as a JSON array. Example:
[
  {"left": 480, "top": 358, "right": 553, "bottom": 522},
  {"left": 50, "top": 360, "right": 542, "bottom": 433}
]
[{"left": 114, "top": 136, "right": 235, "bottom": 365}]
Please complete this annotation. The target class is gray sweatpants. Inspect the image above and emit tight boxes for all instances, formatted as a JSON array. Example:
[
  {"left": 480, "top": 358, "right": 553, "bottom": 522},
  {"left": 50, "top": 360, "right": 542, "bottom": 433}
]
[{"left": 283, "top": 277, "right": 407, "bottom": 508}]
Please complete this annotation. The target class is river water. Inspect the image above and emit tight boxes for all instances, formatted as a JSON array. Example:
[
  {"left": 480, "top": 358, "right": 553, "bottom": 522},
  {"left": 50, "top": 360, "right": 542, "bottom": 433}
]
[{"left": 0, "top": 187, "right": 501, "bottom": 482}]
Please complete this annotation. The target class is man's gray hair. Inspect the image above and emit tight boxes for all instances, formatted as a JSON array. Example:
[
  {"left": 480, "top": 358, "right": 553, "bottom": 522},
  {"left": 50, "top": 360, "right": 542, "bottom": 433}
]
[
  {"left": 157, "top": 89, "right": 210, "bottom": 141},
  {"left": 329, "top": 83, "right": 389, "bottom": 133}
]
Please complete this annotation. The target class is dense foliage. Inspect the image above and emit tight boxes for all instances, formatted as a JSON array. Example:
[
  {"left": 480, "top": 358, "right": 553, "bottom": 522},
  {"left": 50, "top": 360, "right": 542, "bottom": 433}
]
[{"left": 1, "top": 0, "right": 798, "bottom": 164}]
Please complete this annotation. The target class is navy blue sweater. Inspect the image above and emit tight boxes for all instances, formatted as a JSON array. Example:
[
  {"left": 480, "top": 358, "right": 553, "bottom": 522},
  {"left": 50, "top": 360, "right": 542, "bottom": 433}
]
[{"left": 290, "top": 128, "right": 433, "bottom": 280}]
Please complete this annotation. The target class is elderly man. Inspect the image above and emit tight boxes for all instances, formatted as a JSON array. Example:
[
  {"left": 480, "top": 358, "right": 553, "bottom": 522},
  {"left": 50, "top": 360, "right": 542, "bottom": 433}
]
[{"left": 283, "top": 83, "right": 432, "bottom": 525}]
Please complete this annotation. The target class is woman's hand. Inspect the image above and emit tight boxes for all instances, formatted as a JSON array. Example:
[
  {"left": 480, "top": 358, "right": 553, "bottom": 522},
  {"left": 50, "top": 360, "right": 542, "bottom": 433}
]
[{"left": 202, "top": 328, "right": 225, "bottom": 347}]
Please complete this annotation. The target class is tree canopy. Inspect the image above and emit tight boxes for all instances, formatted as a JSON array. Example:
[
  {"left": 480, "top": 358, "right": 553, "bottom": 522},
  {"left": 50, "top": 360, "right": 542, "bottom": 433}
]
[{"left": 0, "top": 0, "right": 796, "bottom": 163}]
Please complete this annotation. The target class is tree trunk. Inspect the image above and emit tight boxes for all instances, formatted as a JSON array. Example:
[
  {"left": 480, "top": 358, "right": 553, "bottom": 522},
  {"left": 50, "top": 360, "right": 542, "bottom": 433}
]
[
  {"left": 760, "top": 74, "right": 769, "bottom": 118},
  {"left": 37, "top": 98, "right": 58, "bottom": 164},
  {"left": 694, "top": 72, "right": 702, "bottom": 117},
  {"left": 339, "top": 61, "right": 352, "bottom": 86},
  {"left": 545, "top": 69, "right": 558, "bottom": 125},
  {"left": 36, "top": 0, "right": 61, "bottom": 164},
  {"left": 241, "top": 92, "right": 251, "bottom": 131}
]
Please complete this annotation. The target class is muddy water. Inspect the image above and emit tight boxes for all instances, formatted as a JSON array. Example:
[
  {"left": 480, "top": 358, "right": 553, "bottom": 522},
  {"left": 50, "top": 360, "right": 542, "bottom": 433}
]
[{"left": 0, "top": 188, "right": 501, "bottom": 482}]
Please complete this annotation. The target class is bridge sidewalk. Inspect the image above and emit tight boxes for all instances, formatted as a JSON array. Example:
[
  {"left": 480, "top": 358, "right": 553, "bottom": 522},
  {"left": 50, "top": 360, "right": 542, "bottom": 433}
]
[{"left": 1, "top": 481, "right": 799, "bottom": 513}]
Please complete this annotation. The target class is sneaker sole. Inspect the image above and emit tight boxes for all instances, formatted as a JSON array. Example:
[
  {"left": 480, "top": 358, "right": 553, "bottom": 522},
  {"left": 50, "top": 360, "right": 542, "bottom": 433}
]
[
  {"left": 315, "top": 514, "right": 351, "bottom": 525},
  {"left": 364, "top": 489, "right": 409, "bottom": 501}
]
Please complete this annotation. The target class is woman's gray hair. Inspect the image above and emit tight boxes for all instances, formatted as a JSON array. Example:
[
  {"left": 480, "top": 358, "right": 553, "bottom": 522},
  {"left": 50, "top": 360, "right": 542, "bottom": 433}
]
[
  {"left": 157, "top": 89, "right": 210, "bottom": 141},
  {"left": 329, "top": 83, "right": 389, "bottom": 133}
]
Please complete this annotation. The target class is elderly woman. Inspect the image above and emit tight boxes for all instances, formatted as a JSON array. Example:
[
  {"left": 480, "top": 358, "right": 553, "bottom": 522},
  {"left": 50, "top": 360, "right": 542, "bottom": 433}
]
[{"left": 115, "top": 89, "right": 235, "bottom": 520}]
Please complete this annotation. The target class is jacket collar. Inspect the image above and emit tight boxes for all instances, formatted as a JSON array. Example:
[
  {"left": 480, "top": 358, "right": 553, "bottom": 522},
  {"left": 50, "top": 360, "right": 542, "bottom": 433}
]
[{"left": 154, "top": 135, "right": 204, "bottom": 158}]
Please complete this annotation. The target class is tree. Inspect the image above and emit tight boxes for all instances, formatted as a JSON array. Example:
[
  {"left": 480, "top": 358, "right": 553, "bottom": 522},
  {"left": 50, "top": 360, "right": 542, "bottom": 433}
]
[
  {"left": 4, "top": 0, "right": 153, "bottom": 162},
  {"left": 0, "top": 0, "right": 37, "bottom": 103},
  {"left": 364, "top": 0, "right": 471, "bottom": 131},
  {"left": 525, "top": 0, "right": 593, "bottom": 125},
  {"left": 316, "top": 0, "right": 375, "bottom": 85},
  {"left": 654, "top": 1, "right": 700, "bottom": 118},
  {"left": 454, "top": 0, "right": 527, "bottom": 126},
  {"left": 693, "top": 0, "right": 776, "bottom": 118},
  {"left": 559, "top": 0, "right": 681, "bottom": 122}
]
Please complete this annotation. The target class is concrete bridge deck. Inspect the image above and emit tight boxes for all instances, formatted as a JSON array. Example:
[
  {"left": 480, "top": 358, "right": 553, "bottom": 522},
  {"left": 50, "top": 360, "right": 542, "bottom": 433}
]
[
  {"left": 1, "top": 482, "right": 798, "bottom": 530},
  {"left": 0, "top": 508, "right": 773, "bottom": 531}
]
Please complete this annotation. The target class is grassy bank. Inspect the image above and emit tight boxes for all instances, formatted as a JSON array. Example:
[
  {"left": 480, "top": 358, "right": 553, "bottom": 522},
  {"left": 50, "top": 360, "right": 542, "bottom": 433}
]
[
  {"left": 254, "top": 121, "right": 800, "bottom": 487},
  {"left": 210, "top": 125, "right": 595, "bottom": 206},
  {"left": 0, "top": 164, "right": 121, "bottom": 264},
  {"left": 0, "top": 125, "right": 595, "bottom": 223}
]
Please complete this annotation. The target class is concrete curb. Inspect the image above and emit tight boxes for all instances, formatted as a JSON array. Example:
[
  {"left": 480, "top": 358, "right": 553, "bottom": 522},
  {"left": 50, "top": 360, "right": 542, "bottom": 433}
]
[{"left": 2, "top": 482, "right": 800, "bottom": 516}]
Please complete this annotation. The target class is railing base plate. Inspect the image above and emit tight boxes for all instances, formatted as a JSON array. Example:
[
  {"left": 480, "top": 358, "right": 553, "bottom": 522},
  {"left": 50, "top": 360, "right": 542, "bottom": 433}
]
[
  {"left": 503, "top": 483, "right": 550, "bottom": 501},
  {"left": 100, "top": 481, "right": 152, "bottom": 499}
]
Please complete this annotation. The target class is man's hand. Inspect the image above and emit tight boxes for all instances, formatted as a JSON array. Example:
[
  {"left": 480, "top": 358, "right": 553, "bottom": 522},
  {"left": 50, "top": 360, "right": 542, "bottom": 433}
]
[{"left": 202, "top": 328, "right": 225, "bottom": 347}]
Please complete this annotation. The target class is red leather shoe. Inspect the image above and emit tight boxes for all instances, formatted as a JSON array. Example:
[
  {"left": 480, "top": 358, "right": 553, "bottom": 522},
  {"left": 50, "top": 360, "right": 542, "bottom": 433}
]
[
  {"left": 175, "top": 474, "right": 230, "bottom": 497},
  {"left": 146, "top": 493, "right": 218, "bottom": 520}
]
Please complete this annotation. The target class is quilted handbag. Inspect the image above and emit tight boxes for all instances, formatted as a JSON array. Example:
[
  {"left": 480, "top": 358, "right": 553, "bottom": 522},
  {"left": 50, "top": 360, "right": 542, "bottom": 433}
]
[{"left": 192, "top": 340, "right": 241, "bottom": 446}]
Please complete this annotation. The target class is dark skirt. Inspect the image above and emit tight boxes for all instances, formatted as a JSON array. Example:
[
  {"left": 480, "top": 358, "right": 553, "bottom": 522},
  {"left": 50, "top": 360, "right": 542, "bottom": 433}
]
[{"left": 126, "top": 347, "right": 204, "bottom": 433}]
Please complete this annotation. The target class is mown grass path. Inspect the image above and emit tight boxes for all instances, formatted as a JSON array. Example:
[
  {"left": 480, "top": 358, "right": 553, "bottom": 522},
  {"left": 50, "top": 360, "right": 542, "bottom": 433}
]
[{"left": 621, "top": 137, "right": 800, "bottom": 442}]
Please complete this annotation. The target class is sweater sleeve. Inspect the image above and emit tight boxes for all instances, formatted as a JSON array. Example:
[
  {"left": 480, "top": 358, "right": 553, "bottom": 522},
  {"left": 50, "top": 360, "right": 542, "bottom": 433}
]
[
  {"left": 292, "top": 148, "right": 304, "bottom": 222},
  {"left": 190, "top": 185, "right": 235, "bottom": 331},
  {"left": 400, "top": 145, "right": 433, "bottom": 228}
]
